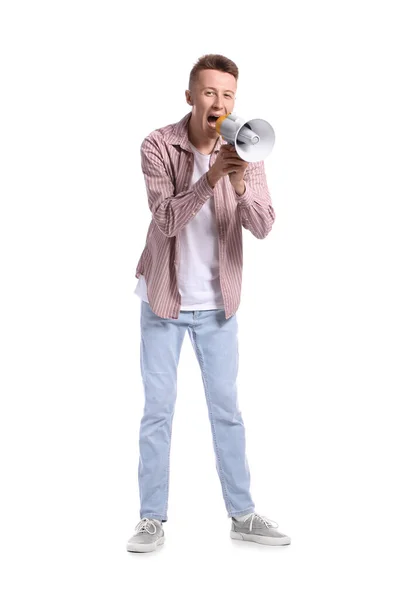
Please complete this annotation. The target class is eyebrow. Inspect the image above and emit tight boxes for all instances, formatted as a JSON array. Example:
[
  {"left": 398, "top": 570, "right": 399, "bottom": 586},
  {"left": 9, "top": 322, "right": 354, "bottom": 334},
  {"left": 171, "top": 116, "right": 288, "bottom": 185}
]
[{"left": 202, "top": 87, "right": 235, "bottom": 94}]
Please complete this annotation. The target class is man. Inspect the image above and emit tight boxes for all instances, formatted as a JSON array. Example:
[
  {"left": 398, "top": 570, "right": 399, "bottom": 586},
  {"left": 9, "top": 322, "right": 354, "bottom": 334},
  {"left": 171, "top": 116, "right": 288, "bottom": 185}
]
[{"left": 126, "top": 54, "right": 290, "bottom": 552}]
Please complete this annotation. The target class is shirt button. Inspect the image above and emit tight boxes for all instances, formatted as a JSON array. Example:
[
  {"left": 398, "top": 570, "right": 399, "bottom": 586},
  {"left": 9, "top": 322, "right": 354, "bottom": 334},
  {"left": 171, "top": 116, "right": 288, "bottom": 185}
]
[
  {"left": 184, "top": 184, "right": 188, "bottom": 189},
  {"left": 192, "top": 212, "right": 196, "bottom": 216}
]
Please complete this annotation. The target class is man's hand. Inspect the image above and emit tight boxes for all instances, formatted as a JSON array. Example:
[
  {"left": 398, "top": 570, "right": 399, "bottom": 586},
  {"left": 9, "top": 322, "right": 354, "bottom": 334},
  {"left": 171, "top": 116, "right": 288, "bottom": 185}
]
[{"left": 207, "top": 144, "right": 249, "bottom": 191}]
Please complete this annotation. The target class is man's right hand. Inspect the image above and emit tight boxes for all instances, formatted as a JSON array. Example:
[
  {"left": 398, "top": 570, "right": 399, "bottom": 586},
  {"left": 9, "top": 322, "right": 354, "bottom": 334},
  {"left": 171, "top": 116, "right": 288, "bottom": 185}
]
[{"left": 207, "top": 144, "right": 244, "bottom": 188}]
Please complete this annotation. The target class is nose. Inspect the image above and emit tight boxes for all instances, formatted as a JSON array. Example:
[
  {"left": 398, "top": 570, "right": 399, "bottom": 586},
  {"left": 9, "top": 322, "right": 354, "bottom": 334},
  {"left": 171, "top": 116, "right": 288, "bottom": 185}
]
[{"left": 212, "top": 93, "right": 225, "bottom": 109}]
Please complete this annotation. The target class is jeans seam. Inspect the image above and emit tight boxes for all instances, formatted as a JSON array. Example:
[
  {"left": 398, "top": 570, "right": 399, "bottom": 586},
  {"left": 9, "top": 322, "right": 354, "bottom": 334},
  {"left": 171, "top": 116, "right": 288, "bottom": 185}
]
[{"left": 163, "top": 412, "right": 173, "bottom": 519}]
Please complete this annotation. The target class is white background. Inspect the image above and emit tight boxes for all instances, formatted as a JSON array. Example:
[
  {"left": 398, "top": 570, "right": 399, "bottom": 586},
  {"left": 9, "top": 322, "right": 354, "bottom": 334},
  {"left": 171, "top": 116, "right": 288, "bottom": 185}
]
[{"left": 1, "top": 0, "right": 409, "bottom": 598}]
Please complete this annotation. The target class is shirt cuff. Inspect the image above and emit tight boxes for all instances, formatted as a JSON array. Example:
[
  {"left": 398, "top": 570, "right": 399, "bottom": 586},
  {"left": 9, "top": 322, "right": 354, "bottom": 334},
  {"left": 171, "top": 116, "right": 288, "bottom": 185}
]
[
  {"left": 192, "top": 173, "right": 214, "bottom": 202},
  {"left": 235, "top": 182, "right": 253, "bottom": 208}
]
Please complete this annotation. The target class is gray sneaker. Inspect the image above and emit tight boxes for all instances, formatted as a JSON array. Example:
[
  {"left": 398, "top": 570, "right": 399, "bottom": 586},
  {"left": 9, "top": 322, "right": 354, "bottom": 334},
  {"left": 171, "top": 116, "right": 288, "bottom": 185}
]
[
  {"left": 230, "top": 512, "right": 291, "bottom": 546},
  {"left": 126, "top": 518, "right": 165, "bottom": 553}
]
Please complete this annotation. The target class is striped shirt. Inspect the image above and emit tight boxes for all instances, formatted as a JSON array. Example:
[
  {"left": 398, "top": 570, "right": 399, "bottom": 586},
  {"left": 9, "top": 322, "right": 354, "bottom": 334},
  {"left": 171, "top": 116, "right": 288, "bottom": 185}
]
[{"left": 135, "top": 111, "right": 276, "bottom": 320}]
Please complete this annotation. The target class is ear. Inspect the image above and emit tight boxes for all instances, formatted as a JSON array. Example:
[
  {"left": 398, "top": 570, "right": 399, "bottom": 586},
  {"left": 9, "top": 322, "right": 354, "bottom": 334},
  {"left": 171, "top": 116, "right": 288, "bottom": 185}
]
[{"left": 185, "top": 90, "right": 193, "bottom": 106}]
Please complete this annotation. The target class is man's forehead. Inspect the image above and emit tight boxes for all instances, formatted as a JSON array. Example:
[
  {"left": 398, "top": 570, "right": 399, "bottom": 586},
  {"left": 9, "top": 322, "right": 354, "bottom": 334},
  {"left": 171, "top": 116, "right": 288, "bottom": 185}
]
[{"left": 198, "top": 70, "right": 237, "bottom": 90}]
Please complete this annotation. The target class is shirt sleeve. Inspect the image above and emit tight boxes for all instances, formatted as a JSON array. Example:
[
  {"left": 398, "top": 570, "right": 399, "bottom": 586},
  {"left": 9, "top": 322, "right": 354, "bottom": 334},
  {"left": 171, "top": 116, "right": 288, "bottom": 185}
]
[
  {"left": 234, "top": 159, "right": 276, "bottom": 239},
  {"left": 140, "top": 134, "right": 214, "bottom": 237}
]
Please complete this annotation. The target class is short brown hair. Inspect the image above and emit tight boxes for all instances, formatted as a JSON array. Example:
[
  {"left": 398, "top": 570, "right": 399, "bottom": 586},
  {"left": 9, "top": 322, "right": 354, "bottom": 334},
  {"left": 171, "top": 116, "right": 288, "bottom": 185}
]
[{"left": 188, "top": 54, "right": 239, "bottom": 91}]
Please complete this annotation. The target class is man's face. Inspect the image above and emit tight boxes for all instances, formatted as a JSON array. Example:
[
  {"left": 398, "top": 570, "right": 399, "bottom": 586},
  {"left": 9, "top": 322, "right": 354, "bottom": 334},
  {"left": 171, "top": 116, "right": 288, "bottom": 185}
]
[{"left": 185, "top": 69, "right": 237, "bottom": 141}]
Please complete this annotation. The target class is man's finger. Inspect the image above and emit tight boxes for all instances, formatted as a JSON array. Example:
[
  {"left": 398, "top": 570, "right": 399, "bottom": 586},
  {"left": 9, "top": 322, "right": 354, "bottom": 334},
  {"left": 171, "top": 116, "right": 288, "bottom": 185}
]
[{"left": 224, "top": 159, "right": 247, "bottom": 165}]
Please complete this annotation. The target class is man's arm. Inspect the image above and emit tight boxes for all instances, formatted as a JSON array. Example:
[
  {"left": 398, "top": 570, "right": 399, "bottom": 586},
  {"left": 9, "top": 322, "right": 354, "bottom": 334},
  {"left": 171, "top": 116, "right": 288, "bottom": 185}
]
[
  {"left": 234, "top": 160, "right": 276, "bottom": 239},
  {"left": 140, "top": 133, "right": 214, "bottom": 237}
]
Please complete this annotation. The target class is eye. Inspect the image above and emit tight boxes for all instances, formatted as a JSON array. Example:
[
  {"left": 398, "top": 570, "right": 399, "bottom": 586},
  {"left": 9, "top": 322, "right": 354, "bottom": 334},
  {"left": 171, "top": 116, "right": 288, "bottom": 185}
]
[{"left": 205, "top": 91, "right": 233, "bottom": 98}]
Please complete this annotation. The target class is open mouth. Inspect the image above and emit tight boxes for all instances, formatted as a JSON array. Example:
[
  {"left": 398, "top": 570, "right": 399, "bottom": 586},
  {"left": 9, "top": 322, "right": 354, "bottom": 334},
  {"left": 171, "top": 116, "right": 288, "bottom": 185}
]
[{"left": 207, "top": 115, "right": 221, "bottom": 128}]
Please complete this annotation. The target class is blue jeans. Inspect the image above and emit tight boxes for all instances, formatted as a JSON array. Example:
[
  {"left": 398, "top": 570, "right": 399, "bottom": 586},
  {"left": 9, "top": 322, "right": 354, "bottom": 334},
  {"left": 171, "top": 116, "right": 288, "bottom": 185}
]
[{"left": 138, "top": 300, "right": 255, "bottom": 522}]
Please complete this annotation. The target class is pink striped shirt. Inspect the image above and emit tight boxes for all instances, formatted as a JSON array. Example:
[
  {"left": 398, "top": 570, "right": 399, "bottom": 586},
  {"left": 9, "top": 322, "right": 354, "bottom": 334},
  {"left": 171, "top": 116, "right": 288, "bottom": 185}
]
[{"left": 135, "top": 111, "right": 275, "bottom": 320}]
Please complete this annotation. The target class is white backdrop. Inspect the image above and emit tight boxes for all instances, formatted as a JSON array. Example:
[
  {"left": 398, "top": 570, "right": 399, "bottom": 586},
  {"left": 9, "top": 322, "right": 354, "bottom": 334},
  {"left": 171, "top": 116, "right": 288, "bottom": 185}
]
[{"left": 1, "top": 0, "right": 409, "bottom": 598}]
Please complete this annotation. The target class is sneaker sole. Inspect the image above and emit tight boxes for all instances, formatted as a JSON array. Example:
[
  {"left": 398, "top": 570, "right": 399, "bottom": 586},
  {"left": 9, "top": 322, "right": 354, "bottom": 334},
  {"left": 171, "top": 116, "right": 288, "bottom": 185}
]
[
  {"left": 126, "top": 536, "right": 165, "bottom": 553},
  {"left": 230, "top": 531, "right": 291, "bottom": 546}
]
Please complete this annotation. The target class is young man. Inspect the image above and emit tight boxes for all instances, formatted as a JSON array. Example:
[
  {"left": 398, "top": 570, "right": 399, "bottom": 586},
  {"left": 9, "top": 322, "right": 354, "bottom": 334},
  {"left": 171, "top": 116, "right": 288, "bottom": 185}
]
[{"left": 126, "top": 54, "right": 290, "bottom": 552}]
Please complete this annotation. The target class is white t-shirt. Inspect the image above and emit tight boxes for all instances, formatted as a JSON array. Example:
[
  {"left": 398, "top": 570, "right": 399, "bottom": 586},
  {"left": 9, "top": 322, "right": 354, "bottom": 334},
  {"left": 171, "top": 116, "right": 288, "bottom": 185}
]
[{"left": 134, "top": 141, "right": 224, "bottom": 310}]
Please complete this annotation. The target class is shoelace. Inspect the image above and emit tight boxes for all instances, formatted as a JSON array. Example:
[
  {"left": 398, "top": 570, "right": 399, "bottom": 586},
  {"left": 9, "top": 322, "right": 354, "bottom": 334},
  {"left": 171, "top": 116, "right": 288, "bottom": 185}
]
[
  {"left": 135, "top": 518, "right": 159, "bottom": 535},
  {"left": 243, "top": 512, "right": 279, "bottom": 532}
]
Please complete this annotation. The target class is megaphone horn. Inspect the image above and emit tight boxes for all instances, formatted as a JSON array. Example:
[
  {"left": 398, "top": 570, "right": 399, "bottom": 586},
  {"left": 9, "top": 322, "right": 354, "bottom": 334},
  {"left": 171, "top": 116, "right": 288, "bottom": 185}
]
[{"left": 215, "top": 112, "right": 275, "bottom": 163}]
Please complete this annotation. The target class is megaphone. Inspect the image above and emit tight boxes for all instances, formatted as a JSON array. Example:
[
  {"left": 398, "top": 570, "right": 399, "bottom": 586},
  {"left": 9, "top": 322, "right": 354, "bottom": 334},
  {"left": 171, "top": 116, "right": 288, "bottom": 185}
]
[{"left": 215, "top": 112, "right": 275, "bottom": 162}]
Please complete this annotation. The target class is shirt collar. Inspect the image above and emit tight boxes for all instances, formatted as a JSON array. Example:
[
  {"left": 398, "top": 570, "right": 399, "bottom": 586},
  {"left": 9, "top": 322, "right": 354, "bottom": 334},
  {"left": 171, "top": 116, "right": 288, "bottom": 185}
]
[{"left": 164, "top": 111, "right": 224, "bottom": 154}]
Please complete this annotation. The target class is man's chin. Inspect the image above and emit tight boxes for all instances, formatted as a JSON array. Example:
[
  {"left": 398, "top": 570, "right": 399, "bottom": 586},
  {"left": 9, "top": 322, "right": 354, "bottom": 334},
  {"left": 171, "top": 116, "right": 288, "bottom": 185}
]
[{"left": 205, "top": 125, "right": 219, "bottom": 137}]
